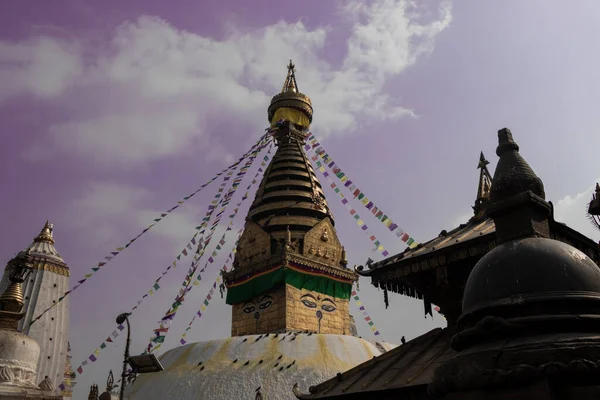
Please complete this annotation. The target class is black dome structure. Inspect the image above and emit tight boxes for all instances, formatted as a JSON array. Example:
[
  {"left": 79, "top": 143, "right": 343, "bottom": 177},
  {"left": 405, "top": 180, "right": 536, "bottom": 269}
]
[
  {"left": 461, "top": 128, "right": 600, "bottom": 320},
  {"left": 431, "top": 128, "right": 600, "bottom": 399},
  {"left": 462, "top": 237, "right": 600, "bottom": 317}
]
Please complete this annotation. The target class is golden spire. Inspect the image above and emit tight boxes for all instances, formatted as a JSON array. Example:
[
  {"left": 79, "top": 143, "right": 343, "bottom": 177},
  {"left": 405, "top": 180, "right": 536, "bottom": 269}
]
[
  {"left": 476, "top": 152, "right": 492, "bottom": 201},
  {"left": 34, "top": 220, "right": 54, "bottom": 244},
  {"left": 281, "top": 60, "right": 298, "bottom": 93},
  {"left": 268, "top": 60, "right": 313, "bottom": 126},
  {"left": 0, "top": 251, "right": 32, "bottom": 330},
  {"left": 472, "top": 152, "right": 493, "bottom": 220}
]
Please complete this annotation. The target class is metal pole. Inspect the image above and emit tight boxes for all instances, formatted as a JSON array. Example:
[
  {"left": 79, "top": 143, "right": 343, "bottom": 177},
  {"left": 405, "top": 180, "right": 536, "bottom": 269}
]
[{"left": 117, "top": 313, "right": 131, "bottom": 400}]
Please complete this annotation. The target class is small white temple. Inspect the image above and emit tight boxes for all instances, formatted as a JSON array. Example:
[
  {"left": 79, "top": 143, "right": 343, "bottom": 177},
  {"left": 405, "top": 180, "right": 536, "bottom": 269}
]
[{"left": 0, "top": 221, "right": 71, "bottom": 396}]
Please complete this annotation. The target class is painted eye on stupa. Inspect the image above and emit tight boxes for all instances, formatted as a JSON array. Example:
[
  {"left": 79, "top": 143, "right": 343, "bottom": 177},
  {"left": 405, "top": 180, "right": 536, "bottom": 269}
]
[
  {"left": 321, "top": 298, "right": 337, "bottom": 312},
  {"left": 321, "top": 304, "right": 336, "bottom": 312},
  {"left": 257, "top": 295, "right": 273, "bottom": 311},
  {"left": 302, "top": 300, "right": 317, "bottom": 308},
  {"left": 301, "top": 294, "right": 318, "bottom": 308},
  {"left": 242, "top": 304, "right": 256, "bottom": 313},
  {"left": 259, "top": 301, "right": 272, "bottom": 310}
]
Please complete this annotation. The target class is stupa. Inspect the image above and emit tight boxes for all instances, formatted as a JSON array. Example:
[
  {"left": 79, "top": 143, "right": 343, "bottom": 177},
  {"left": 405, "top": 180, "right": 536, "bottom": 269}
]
[
  {"left": 0, "top": 251, "right": 62, "bottom": 399},
  {"left": 0, "top": 221, "right": 71, "bottom": 394},
  {"left": 124, "top": 61, "right": 397, "bottom": 399}
]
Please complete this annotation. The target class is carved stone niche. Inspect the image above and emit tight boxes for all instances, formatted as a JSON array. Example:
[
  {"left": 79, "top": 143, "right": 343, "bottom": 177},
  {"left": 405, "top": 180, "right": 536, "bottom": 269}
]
[
  {"left": 303, "top": 218, "right": 342, "bottom": 266},
  {"left": 235, "top": 220, "right": 271, "bottom": 269}
]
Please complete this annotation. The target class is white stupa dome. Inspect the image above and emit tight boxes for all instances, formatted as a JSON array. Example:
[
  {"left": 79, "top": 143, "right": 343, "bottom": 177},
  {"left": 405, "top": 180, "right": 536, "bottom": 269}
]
[{"left": 125, "top": 333, "right": 396, "bottom": 400}]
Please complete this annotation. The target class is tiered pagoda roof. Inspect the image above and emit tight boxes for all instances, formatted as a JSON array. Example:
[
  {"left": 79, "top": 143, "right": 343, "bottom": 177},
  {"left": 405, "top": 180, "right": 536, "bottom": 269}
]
[{"left": 247, "top": 132, "right": 333, "bottom": 240}]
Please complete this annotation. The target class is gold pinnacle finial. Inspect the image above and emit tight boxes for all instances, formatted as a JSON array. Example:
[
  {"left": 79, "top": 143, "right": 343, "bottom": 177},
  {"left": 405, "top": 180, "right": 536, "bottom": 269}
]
[
  {"left": 34, "top": 220, "right": 54, "bottom": 244},
  {"left": 282, "top": 59, "right": 298, "bottom": 93},
  {"left": 477, "top": 152, "right": 489, "bottom": 170}
]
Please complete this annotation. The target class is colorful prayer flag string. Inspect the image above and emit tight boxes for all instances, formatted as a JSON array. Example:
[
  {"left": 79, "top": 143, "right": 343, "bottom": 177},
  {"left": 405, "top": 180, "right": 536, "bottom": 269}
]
[
  {"left": 54, "top": 135, "right": 272, "bottom": 389},
  {"left": 58, "top": 323, "right": 126, "bottom": 391},
  {"left": 309, "top": 155, "right": 391, "bottom": 258},
  {"left": 351, "top": 289, "right": 382, "bottom": 338},
  {"left": 178, "top": 273, "right": 224, "bottom": 346},
  {"left": 178, "top": 227, "right": 245, "bottom": 345},
  {"left": 30, "top": 133, "right": 272, "bottom": 328},
  {"left": 147, "top": 141, "right": 272, "bottom": 352},
  {"left": 306, "top": 133, "right": 419, "bottom": 249},
  {"left": 177, "top": 144, "right": 277, "bottom": 344}
]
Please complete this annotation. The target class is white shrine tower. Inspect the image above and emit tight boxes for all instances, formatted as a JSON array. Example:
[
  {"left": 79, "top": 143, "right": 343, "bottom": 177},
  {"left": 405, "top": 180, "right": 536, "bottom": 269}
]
[{"left": 0, "top": 221, "right": 71, "bottom": 395}]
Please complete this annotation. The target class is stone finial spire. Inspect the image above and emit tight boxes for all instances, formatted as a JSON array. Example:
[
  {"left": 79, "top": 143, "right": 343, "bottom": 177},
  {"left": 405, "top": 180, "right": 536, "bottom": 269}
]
[
  {"left": 487, "top": 128, "right": 551, "bottom": 243},
  {"left": 490, "top": 128, "right": 545, "bottom": 202}
]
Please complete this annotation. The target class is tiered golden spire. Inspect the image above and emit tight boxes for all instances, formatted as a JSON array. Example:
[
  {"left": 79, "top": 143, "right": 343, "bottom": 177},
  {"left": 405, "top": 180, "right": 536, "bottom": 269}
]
[
  {"left": 34, "top": 220, "right": 54, "bottom": 244},
  {"left": 0, "top": 251, "right": 32, "bottom": 330}
]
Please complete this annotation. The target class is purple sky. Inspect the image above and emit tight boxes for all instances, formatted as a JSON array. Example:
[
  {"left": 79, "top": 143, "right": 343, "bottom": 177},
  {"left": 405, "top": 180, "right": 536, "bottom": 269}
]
[{"left": 1, "top": 0, "right": 599, "bottom": 397}]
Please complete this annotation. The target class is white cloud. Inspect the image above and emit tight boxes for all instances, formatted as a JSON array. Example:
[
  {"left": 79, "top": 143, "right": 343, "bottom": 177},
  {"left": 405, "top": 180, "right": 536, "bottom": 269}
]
[
  {"left": 0, "top": 37, "right": 82, "bottom": 101},
  {"left": 554, "top": 179, "right": 600, "bottom": 242},
  {"left": 0, "top": 0, "right": 452, "bottom": 168},
  {"left": 66, "top": 181, "right": 204, "bottom": 247},
  {"left": 66, "top": 180, "right": 249, "bottom": 253}
]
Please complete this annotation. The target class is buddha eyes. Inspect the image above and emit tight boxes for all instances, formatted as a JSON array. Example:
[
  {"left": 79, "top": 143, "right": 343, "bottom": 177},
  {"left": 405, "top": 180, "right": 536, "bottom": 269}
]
[
  {"left": 243, "top": 305, "right": 256, "bottom": 314},
  {"left": 301, "top": 297, "right": 337, "bottom": 312},
  {"left": 302, "top": 299, "right": 317, "bottom": 308},
  {"left": 243, "top": 297, "right": 273, "bottom": 314},
  {"left": 259, "top": 300, "right": 272, "bottom": 310},
  {"left": 321, "top": 304, "right": 336, "bottom": 312}
]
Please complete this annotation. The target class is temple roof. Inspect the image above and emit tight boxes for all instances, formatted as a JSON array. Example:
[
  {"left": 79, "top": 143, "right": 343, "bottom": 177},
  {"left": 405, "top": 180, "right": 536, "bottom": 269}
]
[
  {"left": 294, "top": 327, "right": 455, "bottom": 399},
  {"left": 369, "top": 218, "right": 496, "bottom": 271},
  {"left": 360, "top": 160, "right": 599, "bottom": 278},
  {"left": 360, "top": 210, "right": 600, "bottom": 284},
  {"left": 125, "top": 334, "right": 397, "bottom": 400},
  {"left": 18, "top": 220, "right": 66, "bottom": 267}
]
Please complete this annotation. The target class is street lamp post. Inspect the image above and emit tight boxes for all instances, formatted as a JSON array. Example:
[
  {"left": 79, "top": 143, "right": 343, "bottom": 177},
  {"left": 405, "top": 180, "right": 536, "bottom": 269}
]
[
  {"left": 114, "top": 313, "right": 163, "bottom": 400},
  {"left": 116, "top": 313, "right": 131, "bottom": 400}
]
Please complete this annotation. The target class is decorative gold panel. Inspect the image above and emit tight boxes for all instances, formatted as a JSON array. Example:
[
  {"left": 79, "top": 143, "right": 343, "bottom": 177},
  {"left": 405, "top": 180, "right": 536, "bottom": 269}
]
[
  {"left": 302, "top": 218, "right": 343, "bottom": 267},
  {"left": 235, "top": 220, "right": 271, "bottom": 269}
]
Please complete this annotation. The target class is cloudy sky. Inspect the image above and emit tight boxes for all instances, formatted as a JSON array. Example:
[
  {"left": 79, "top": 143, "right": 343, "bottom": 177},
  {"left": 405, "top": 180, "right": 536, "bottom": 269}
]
[{"left": 1, "top": 0, "right": 599, "bottom": 397}]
